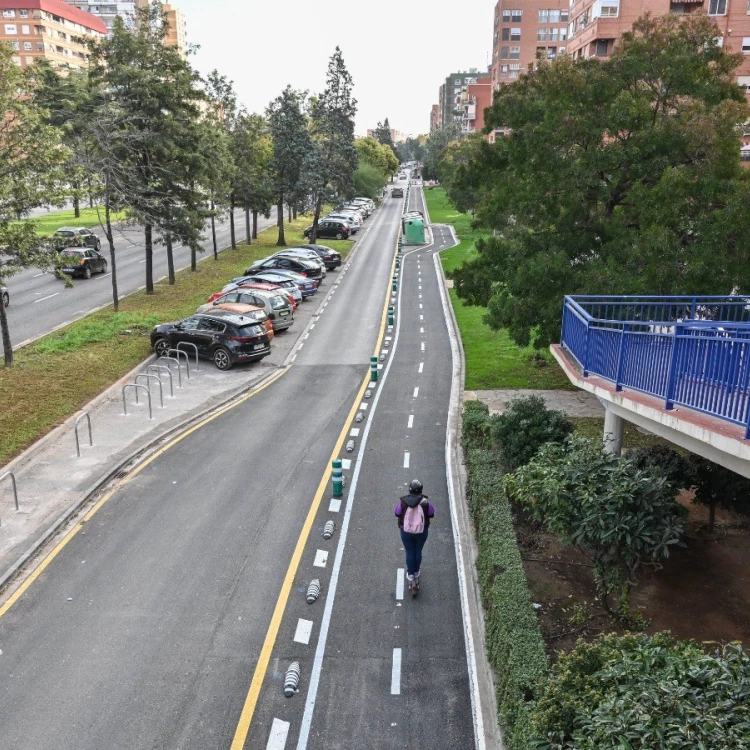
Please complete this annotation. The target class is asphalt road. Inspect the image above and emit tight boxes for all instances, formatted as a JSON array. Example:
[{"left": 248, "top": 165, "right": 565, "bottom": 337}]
[
  {"left": 1, "top": 208, "right": 277, "bottom": 354},
  {"left": 0, "top": 185, "right": 477, "bottom": 749}
]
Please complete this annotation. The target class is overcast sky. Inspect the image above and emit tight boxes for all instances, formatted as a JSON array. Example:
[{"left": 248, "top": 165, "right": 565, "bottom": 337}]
[{"left": 176, "top": 0, "right": 493, "bottom": 137}]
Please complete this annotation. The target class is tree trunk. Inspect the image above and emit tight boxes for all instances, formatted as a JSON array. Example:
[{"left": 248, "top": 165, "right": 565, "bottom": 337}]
[
  {"left": 73, "top": 193, "right": 81, "bottom": 219},
  {"left": 277, "top": 198, "right": 286, "bottom": 246},
  {"left": 229, "top": 194, "right": 236, "bottom": 250},
  {"left": 287, "top": 204, "right": 292, "bottom": 222},
  {"left": 104, "top": 183, "right": 119, "bottom": 312},
  {"left": 210, "top": 214, "right": 217, "bottom": 262},
  {"left": 0, "top": 283, "right": 13, "bottom": 367},
  {"left": 245, "top": 208, "right": 251, "bottom": 244},
  {"left": 166, "top": 233, "right": 175, "bottom": 285},
  {"left": 145, "top": 223, "right": 154, "bottom": 293},
  {"left": 708, "top": 500, "right": 718, "bottom": 535},
  {"left": 310, "top": 194, "right": 323, "bottom": 244},
  {"left": 252, "top": 209, "right": 258, "bottom": 239},
  {"left": 292, "top": 205, "right": 297, "bottom": 220}
]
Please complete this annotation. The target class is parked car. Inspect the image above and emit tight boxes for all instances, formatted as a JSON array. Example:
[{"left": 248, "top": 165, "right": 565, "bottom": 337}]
[
  {"left": 303, "top": 219, "right": 349, "bottom": 240},
  {"left": 201, "top": 302, "right": 274, "bottom": 340},
  {"left": 299, "top": 244, "right": 342, "bottom": 270},
  {"left": 342, "top": 203, "right": 367, "bottom": 219},
  {"left": 58, "top": 248, "right": 107, "bottom": 278},
  {"left": 237, "top": 273, "right": 303, "bottom": 306},
  {"left": 326, "top": 213, "right": 361, "bottom": 234},
  {"left": 209, "top": 280, "right": 296, "bottom": 309},
  {"left": 1, "top": 286, "right": 8, "bottom": 308},
  {"left": 349, "top": 199, "right": 372, "bottom": 215},
  {"left": 273, "top": 248, "right": 327, "bottom": 275},
  {"left": 244, "top": 255, "right": 323, "bottom": 281},
  {"left": 354, "top": 197, "right": 375, "bottom": 210},
  {"left": 151, "top": 310, "right": 271, "bottom": 371},
  {"left": 199, "top": 288, "right": 294, "bottom": 332},
  {"left": 233, "top": 269, "right": 319, "bottom": 298},
  {"left": 52, "top": 227, "right": 101, "bottom": 252}
]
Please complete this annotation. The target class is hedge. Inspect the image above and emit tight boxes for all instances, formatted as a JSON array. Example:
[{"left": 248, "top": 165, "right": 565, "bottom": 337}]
[{"left": 462, "top": 402, "right": 549, "bottom": 749}]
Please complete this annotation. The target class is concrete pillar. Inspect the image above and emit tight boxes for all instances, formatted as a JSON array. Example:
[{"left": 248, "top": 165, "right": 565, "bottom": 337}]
[{"left": 603, "top": 407, "right": 624, "bottom": 455}]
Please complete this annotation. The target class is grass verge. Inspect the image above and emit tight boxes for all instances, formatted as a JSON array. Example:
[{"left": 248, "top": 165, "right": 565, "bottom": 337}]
[
  {"left": 463, "top": 401, "right": 548, "bottom": 749},
  {"left": 0, "top": 216, "right": 353, "bottom": 466},
  {"left": 423, "top": 187, "right": 572, "bottom": 390},
  {"left": 16, "top": 207, "right": 128, "bottom": 237}
]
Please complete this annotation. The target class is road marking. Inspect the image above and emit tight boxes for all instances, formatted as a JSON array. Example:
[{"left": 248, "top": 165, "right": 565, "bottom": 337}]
[
  {"left": 139, "top": 259, "right": 146, "bottom": 263},
  {"left": 396, "top": 569, "right": 404, "bottom": 600},
  {"left": 328, "top": 498, "right": 341, "bottom": 513},
  {"left": 341, "top": 458, "right": 352, "bottom": 469},
  {"left": 290, "top": 354, "right": 297, "bottom": 363},
  {"left": 303, "top": 333, "right": 310, "bottom": 340},
  {"left": 413, "top": 387, "right": 419, "bottom": 398},
  {"left": 391, "top": 649, "right": 402, "bottom": 695},
  {"left": 349, "top": 428, "right": 360, "bottom": 437},
  {"left": 294, "top": 619, "right": 314, "bottom": 645},
  {"left": 95, "top": 273, "right": 112, "bottom": 280},
  {"left": 359, "top": 403, "right": 368, "bottom": 410},
  {"left": 408, "top": 415, "right": 414, "bottom": 428},
  {"left": 34, "top": 292, "right": 59, "bottom": 304},
  {"left": 298, "top": 342, "right": 304, "bottom": 349},
  {"left": 310, "top": 324, "right": 315, "bottom": 330},
  {"left": 313, "top": 550, "right": 328, "bottom": 568},
  {"left": 419, "top": 294, "right": 422, "bottom": 299},
  {"left": 420, "top": 327, "right": 424, "bottom": 333},
  {"left": 403, "top": 452, "right": 410, "bottom": 468},
  {"left": 418, "top": 285, "right": 422, "bottom": 290},
  {"left": 421, "top": 342, "right": 425, "bottom": 351},
  {"left": 420, "top": 314, "right": 423, "bottom": 320},
  {"left": 419, "top": 304, "right": 423, "bottom": 309},
  {"left": 418, "top": 363, "right": 424, "bottom": 373},
  {"left": 266, "top": 718, "right": 290, "bottom": 750},
  {"left": 32, "top": 272, "right": 45, "bottom": 278}
]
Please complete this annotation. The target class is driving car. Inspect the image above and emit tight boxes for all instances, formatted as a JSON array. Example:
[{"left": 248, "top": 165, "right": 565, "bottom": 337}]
[
  {"left": 299, "top": 244, "right": 342, "bottom": 270},
  {"left": 53, "top": 227, "right": 101, "bottom": 252},
  {"left": 1, "top": 286, "right": 8, "bottom": 308},
  {"left": 151, "top": 310, "right": 271, "bottom": 371},
  {"left": 244, "top": 255, "right": 323, "bottom": 281},
  {"left": 58, "top": 248, "right": 107, "bottom": 278},
  {"left": 199, "top": 287, "right": 294, "bottom": 332},
  {"left": 391, "top": 187, "right": 404, "bottom": 198},
  {"left": 303, "top": 219, "right": 349, "bottom": 241}
]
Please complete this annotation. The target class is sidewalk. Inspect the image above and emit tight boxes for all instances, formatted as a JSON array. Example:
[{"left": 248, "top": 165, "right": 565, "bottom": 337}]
[
  {"left": 465, "top": 388, "right": 603, "bottom": 418},
  {"left": 0, "top": 264, "right": 346, "bottom": 590}
]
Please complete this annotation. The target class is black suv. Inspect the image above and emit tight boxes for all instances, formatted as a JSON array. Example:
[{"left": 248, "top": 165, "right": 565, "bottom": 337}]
[
  {"left": 244, "top": 255, "right": 323, "bottom": 281},
  {"left": 150, "top": 310, "right": 271, "bottom": 371},
  {"left": 59, "top": 248, "right": 108, "bottom": 278},
  {"left": 300, "top": 244, "right": 342, "bottom": 269},
  {"left": 303, "top": 219, "right": 349, "bottom": 240}
]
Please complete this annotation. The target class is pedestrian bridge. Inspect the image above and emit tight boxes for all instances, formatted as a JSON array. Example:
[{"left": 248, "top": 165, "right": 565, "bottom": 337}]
[{"left": 551, "top": 295, "right": 750, "bottom": 478}]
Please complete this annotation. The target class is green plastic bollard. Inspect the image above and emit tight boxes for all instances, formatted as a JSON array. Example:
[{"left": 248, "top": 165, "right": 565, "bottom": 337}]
[
  {"left": 388, "top": 306, "right": 395, "bottom": 326},
  {"left": 332, "top": 459, "right": 343, "bottom": 498},
  {"left": 370, "top": 356, "right": 378, "bottom": 382},
  {"left": 392, "top": 281, "right": 398, "bottom": 293}
]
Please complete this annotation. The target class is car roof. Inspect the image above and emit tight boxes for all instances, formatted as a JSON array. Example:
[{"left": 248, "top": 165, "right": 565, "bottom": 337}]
[
  {"left": 235, "top": 281, "right": 281, "bottom": 291},
  {"left": 197, "top": 310, "right": 259, "bottom": 326},
  {"left": 59, "top": 248, "right": 86, "bottom": 254},
  {"left": 55, "top": 227, "right": 86, "bottom": 233},
  {"left": 210, "top": 303, "right": 267, "bottom": 318}
]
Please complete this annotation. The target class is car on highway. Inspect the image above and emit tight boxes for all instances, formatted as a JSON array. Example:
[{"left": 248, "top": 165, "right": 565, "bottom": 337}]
[
  {"left": 391, "top": 187, "right": 404, "bottom": 198},
  {"left": 52, "top": 227, "right": 101, "bottom": 252},
  {"left": 299, "top": 244, "right": 342, "bottom": 270},
  {"left": 1, "top": 285, "right": 8, "bottom": 308},
  {"left": 58, "top": 248, "right": 108, "bottom": 278},
  {"left": 200, "top": 302, "right": 274, "bottom": 340},
  {"left": 303, "top": 219, "right": 349, "bottom": 241},
  {"left": 244, "top": 255, "right": 323, "bottom": 282},
  {"left": 151, "top": 310, "right": 271, "bottom": 371},
  {"left": 199, "top": 287, "right": 294, "bottom": 332}
]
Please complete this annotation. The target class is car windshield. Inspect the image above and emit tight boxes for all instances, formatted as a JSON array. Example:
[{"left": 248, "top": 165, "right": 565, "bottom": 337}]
[
  {"left": 236, "top": 324, "right": 263, "bottom": 337},
  {"left": 270, "top": 296, "right": 287, "bottom": 310}
]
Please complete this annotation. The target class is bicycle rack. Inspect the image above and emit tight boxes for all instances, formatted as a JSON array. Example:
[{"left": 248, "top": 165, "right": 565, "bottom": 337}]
[
  {"left": 157, "top": 356, "right": 183, "bottom": 388},
  {"left": 168, "top": 349, "right": 190, "bottom": 379},
  {"left": 134, "top": 374, "right": 164, "bottom": 409},
  {"left": 176, "top": 342, "right": 199, "bottom": 371},
  {"left": 74, "top": 412, "right": 93, "bottom": 457},
  {"left": 0, "top": 471, "right": 19, "bottom": 525},
  {"left": 147, "top": 365, "right": 174, "bottom": 398},
  {"left": 122, "top": 384, "right": 152, "bottom": 419}
]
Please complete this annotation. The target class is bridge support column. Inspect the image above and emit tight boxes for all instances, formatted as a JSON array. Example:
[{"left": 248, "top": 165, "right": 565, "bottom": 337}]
[{"left": 603, "top": 407, "right": 623, "bottom": 456}]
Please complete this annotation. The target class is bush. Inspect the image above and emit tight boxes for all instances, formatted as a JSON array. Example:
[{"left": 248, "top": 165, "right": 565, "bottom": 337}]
[
  {"left": 688, "top": 456, "right": 750, "bottom": 534},
  {"left": 489, "top": 395, "right": 573, "bottom": 472},
  {"left": 463, "top": 404, "right": 548, "bottom": 749},
  {"left": 532, "top": 631, "right": 750, "bottom": 749},
  {"left": 628, "top": 444, "right": 689, "bottom": 491}
]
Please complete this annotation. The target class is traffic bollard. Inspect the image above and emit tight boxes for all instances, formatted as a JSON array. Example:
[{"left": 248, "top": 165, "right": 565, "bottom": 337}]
[
  {"left": 388, "top": 306, "right": 395, "bottom": 326},
  {"left": 332, "top": 459, "right": 343, "bottom": 498},
  {"left": 370, "top": 356, "right": 378, "bottom": 382}
]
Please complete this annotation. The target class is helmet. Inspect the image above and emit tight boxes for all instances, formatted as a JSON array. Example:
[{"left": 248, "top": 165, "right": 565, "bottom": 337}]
[{"left": 409, "top": 479, "right": 423, "bottom": 494}]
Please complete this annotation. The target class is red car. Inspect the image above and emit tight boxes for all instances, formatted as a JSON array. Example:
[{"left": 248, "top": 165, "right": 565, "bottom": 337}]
[{"left": 208, "top": 281, "right": 297, "bottom": 310}]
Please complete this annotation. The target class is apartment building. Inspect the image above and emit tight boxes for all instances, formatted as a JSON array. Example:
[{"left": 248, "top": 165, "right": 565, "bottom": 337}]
[
  {"left": 567, "top": 0, "right": 750, "bottom": 89},
  {"left": 459, "top": 76, "right": 493, "bottom": 132},
  {"left": 64, "top": 1, "right": 135, "bottom": 34},
  {"left": 158, "top": 0, "right": 185, "bottom": 55},
  {"left": 0, "top": 0, "right": 106, "bottom": 68},
  {"left": 439, "top": 68, "right": 488, "bottom": 127},
  {"left": 430, "top": 104, "right": 440, "bottom": 132},
  {"left": 491, "top": 1, "right": 570, "bottom": 88}
]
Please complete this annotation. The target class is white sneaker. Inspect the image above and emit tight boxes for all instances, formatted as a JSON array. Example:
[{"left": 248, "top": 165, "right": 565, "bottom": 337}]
[
  {"left": 406, "top": 572, "right": 414, "bottom": 582},
  {"left": 414, "top": 570, "right": 420, "bottom": 580}
]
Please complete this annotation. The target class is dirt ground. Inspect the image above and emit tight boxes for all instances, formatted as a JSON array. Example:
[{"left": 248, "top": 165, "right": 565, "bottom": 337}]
[{"left": 516, "top": 496, "right": 750, "bottom": 656}]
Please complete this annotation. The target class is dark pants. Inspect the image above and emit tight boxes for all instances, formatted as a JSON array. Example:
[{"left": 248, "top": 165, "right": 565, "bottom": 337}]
[{"left": 400, "top": 528, "right": 429, "bottom": 576}]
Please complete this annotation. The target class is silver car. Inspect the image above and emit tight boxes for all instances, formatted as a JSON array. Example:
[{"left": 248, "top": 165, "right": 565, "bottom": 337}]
[
  {"left": 198, "top": 288, "right": 294, "bottom": 332},
  {"left": 326, "top": 213, "right": 361, "bottom": 234}
]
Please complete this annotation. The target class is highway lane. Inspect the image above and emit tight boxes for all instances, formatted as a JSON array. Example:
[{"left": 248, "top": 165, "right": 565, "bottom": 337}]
[
  {"left": 1, "top": 208, "right": 277, "bottom": 354},
  {"left": 0, "top": 194, "right": 402, "bottom": 750}
]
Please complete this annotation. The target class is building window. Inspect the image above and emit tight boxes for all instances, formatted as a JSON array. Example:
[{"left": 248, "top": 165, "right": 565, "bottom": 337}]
[
  {"left": 19, "top": 9, "right": 28, "bottom": 17},
  {"left": 9, "top": 40, "right": 19, "bottom": 50},
  {"left": 4, "top": 24, "right": 17, "bottom": 33},
  {"left": 539, "top": 9, "right": 549, "bottom": 22},
  {"left": 509, "top": 63, "right": 521, "bottom": 79},
  {"left": 547, "top": 47, "right": 557, "bottom": 59},
  {"left": 502, "top": 27, "right": 510, "bottom": 40},
  {"left": 550, "top": 27, "right": 559, "bottom": 41},
  {"left": 594, "top": 0, "right": 620, "bottom": 18},
  {"left": 743, "top": 37, "right": 750, "bottom": 52},
  {"left": 595, "top": 39, "right": 609, "bottom": 57},
  {"left": 738, "top": 75, "right": 750, "bottom": 91},
  {"left": 708, "top": 0, "right": 727, "bottom": 14},
  {"left": 500, "top": 46, "right": 509, "bottom": 59},
  {"left": 500, "top": 64, "right": 509, "bottom": 77},
  {"left": 2, "top": 9, "right": 15, "bottom": 18},
  {"left": 36, "top": 41, "right": 44, "bottom": 50},
  {"left": 502, "top": 9, "right": 511, "bottom": 22},
  {"left": 21, "top": 24, "right": 29, "bottom": 34},
  {"left": 511, "top": 9, "right": 522, "bottom": 21},
  {"left": 538, "top": 28, "right": 547, "bottom": 41},
  {"left": 561, "top": 27, "right": 568, "bottom": 41},
  {"left": 559, "top": 46, "right": 566, "bottom": 55},
  {"left": 23, "top": 41, "right": 31, "bottom": 50},
  {"left": 511, "top": 27, "right": 521, "bottom": 40},
  {"left": 11, "top": 55, "right": 21, "bottom": 66},
  {"left": 510, "top": 46, "right": 520, "bottom": 59}
]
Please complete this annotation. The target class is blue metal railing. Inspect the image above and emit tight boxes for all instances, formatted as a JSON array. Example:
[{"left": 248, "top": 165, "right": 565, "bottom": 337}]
[{"left": 560, "top": 295, "right": 750, "bottom": 438}]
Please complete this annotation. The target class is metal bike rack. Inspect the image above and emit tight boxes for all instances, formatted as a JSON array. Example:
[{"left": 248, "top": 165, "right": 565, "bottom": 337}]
[
  {"left": 176, "top": 342, "right": 199, "bottom": 371},
  {"left": 0, "top": 471, "right": 19, "bottom": 525},
  {"left": 135, "top": 374, "right": 164, "bottom": 408},
  {"left": 74, "top": 412, "right": 93, "bottom": 457},
  {"left": 147, "top": 365, "right": 174, "bottom": 398},
  {"left": 168, "top": 348, "right": 190, "bottom": 379},
  {"left": 122, "top": 384, "right": 152, "bottom": 419},
  {"left": 157, "top": 356, "right": 183, "bottom": 388}
]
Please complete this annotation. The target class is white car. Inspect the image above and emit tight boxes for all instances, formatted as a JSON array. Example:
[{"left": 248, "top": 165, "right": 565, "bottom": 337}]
[
  {"left": 327, "top": 212, "right": 362, "bottom": 233},
  {"left": 344, "top": 201, "right": 370, "bottom": 217},
  {"left": 354, "top": 197, "right": 375, "bottom": 211}
]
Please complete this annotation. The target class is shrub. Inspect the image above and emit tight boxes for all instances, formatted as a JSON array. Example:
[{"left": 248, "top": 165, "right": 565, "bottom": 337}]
[
  {"left": 505, "top": 437, "right": 685, "bottom": 621},
  {"left": 687, "top": 456, "right": 750, "bottom": 534},
  {"left": 489, "top": 395, "right": 573, "bottom": 472},
  {"left": 462, "top": 399, "right": 491, "bottom": 450},
  {"left": 628, "top": 444, "right": 689, "bottom": 490},
  {"left": 532, "top": 631, "right": 750, "bottom": 749}
]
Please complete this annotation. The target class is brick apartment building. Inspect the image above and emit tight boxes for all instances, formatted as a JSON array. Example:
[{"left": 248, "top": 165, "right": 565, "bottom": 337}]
[
  {"left": 64, "top": 0, "right": 135, "bottom": 34},
  {"left": 438, "top": 68, "right": 489, "bottom": 128},
  {"left": 430, "top": 103, "right": 440, "bottom": 132},
  {"left": 459, "top": 76, "right": 493, "bottom": 132},
  {"left": 0, "top": 0, "right": 106, "bottom": 69}
]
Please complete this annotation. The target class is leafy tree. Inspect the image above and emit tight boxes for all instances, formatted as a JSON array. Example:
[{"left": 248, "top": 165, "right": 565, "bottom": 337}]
[
  {"left": 533, "top": 632, "right": 750, "bottom": 750},
  {"left": 422, "top": 122, "right": 461, "bottom": 181},
  {"left": 355, "top": 137, "right": 398, "bottom": 181},
  {"left": 439, "top": 134, "right": 485, "bottom": 213},
  {"left": 353, "top": 161, "right": 385, "bottom": 199},
  {"left": 0, "top": 43, "right": 68, "bottom": 366},
  {"left": 687, "top": 456, "right": 750, "bottom": 534},
  {"left": 505, "top": 437, "right": 685, "bottom": 620},
  {"left": 396, "top": 136, "right": 426, "bottom": 164},
  {"left": 489, "top": 395, "right": 573, "bottom": 472},
  {"left": 373, "top": 117, "right": 396, "bottom": 155},
  {"left": 307, "top": 47, "right": 357, "bottom": 243},
  {"left": 266, "top": 86, "right": 310, "bottom": 246},
  {"left": 451, "top": 13, "right": 750, "bottom": 348},
  {"left": 629, "top": 445, "right": 689, "bottom": 491}
]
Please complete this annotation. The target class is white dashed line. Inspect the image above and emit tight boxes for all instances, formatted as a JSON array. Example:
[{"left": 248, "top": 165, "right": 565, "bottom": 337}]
[
  {"left": 313, "top": 550, "right": 329, "bottom": 568},
  {"left": 413, "top": 387, "right": 419, "bottom": 398},
  {"left": 359, "top": 403, "right": 368, "bottom": 410},
  {"left": 396, "top": 569, "right": 405, "bottom": 600},
  {"left": 403, "top": 452, "right": 410, "bottom": 468},
  {"left": 304, "top": 333, "right": 310, "bottom": 340},
  {"left": 421, "top": 342, "right": 425, "bottom": 351},
  {"left": 349, "top": 428, "right": 360, "bottom": 437},
  {"left": 266, "top": 718, "right": 290, "bottom": 750},
  {"left": 408, "top": 414, "right": 414, "bottom": 428},
  {"left": 420, "top": 327, "right": 424, "bottom": 334},
  {"left": 341, "top": 459, "right": 352, "bottom": 469},
  {"left": 420, "top": 315, "right": 424, "bottom": 321},
  {"left": 298, "top": 342, "right": 304, "bottom": 350},
  {"left": 419, "top": 304, "right": 423, "bottom": 309},
  {"left": 418, "top": 362, "right": 424, "bottom": 373},
  {"left": 328, "top": 498, "right": 342, "bottom": 513},
  {"left": 34, "top": 292, "right": 59, "bottom": 304},
  {"left": 294, "top": 618, "right": 314, "bottom": 645},
  {"left": 391, "top": 649, "right": 402, "bottom": 695}
]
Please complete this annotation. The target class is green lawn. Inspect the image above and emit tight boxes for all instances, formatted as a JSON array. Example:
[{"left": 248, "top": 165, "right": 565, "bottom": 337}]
[
  {"left": 17, "top": 207, "right": 128, "bottom": 237},
  {"left": 0, "top": 216, "right": 353, "bottom": 466},
  {"left": 423, "top": 187, "right": 572, "bottom": 390}
]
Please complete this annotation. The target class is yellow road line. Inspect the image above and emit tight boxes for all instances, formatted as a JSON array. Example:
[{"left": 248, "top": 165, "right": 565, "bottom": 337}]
[
  {"left": 229, "top": 222, "right": 400, "bottom": 749},
  {"left": 0, "top": 366, "right": 290, "bottom": 620}
]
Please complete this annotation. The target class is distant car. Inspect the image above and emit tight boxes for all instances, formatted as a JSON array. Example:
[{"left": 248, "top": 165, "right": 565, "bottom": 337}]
[
  {"left": 303, "top": 219, "right": 349, "bottom": 240},
  {"left": 209, "top": 280, "right": 296, "bottom": 309},
  {"left": 52, "top": 227, "right": 101, "bottom": 252},
  {"left": 273, "top": 248, "right": 327, "bottom": 275},
  {"left": 232, "top": 269, "right": 318, "bottom": 298},
  {"left": 199, "top": 287, "right": 294, "bottom": 333},
  {"left": 391, "top": 187, "right": 404, "bottom": 198},
  {"left": 237, "top": 273, "right": 303, "bottom": 306},
  {"left": 1, "top": 286, "right": 8, "bottom": 308},
  {"left": 151, "top": 310, "right": 271, "bottom": 371},
  {"left": 299, "top": 244, "right": 342, "bottom": 270},
  {"left": 58, "top": 248, "right": 107, "bottom": 278},
  {"left": 245, "top": 255, "right": 323, "bottom": 281},
  {"left": 354, "top": 197, "right": 375, "bottom": 210}
]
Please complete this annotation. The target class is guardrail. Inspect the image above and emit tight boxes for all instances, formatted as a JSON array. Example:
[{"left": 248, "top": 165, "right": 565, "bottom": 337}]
[{"left": 560, "top": 295, "right": 750, "bottom": 438}]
